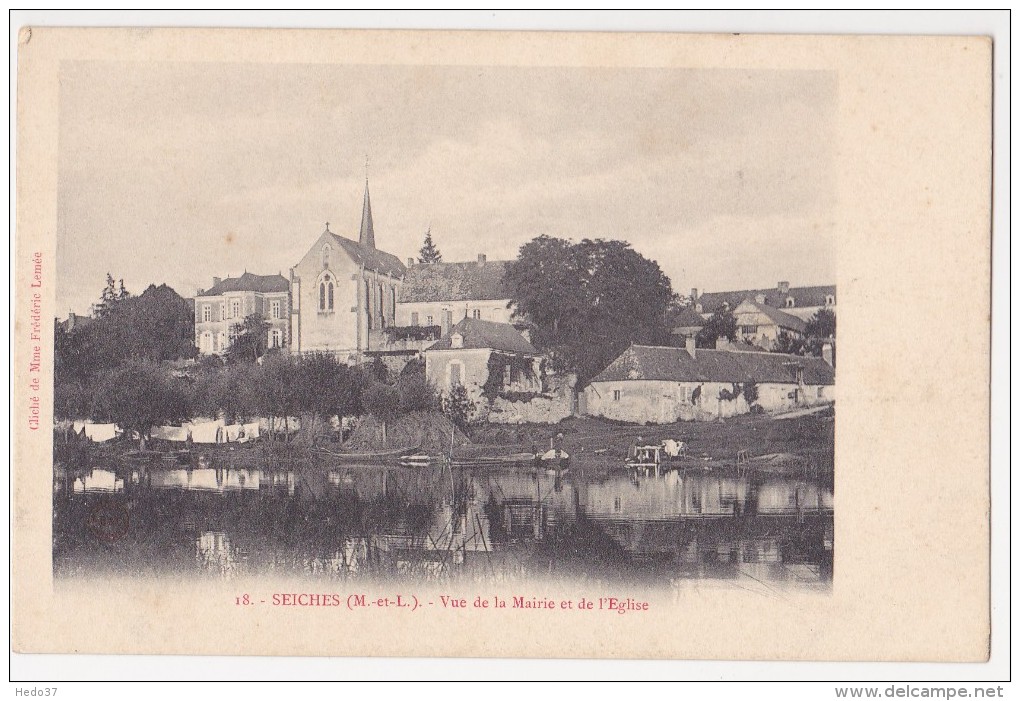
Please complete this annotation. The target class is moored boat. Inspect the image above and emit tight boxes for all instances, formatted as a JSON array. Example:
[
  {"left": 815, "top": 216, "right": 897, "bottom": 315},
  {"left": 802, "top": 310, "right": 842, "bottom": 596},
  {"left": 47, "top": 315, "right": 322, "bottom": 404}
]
[{"left": 319, "top": 445, "right": 422, "bottom": 464}]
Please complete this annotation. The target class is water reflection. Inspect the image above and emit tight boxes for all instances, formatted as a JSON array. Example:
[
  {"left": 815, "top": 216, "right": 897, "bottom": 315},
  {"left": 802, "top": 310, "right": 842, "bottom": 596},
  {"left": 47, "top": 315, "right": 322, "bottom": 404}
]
[{"left": 53, "top": 458, "right": 833, "bottom": 587}]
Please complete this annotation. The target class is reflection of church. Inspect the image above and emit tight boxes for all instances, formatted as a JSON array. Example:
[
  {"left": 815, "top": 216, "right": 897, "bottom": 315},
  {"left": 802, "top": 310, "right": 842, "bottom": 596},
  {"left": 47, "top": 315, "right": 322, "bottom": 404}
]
[{"left": 289, "top": 179, "right": 407, "bottom": 360}]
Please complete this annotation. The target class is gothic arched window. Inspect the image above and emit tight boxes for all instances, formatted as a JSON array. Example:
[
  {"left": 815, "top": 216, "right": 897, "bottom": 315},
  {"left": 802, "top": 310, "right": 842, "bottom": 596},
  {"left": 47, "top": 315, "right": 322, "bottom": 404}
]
[{"left": 319, "top": 273, "right": 334, "bottom": 312}]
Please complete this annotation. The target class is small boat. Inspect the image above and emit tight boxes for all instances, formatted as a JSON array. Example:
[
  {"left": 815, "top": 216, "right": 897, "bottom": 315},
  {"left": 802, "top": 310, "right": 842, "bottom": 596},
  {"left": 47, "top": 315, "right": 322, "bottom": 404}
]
[
  {"left": 450, "top": 452, "right": 537, "bottom": 469},
  {"left": 320, "top": 445, "right": 421, "bottom": 464},
  {"left": 398, "top": 453, "right": 434, "bottom": 468}
]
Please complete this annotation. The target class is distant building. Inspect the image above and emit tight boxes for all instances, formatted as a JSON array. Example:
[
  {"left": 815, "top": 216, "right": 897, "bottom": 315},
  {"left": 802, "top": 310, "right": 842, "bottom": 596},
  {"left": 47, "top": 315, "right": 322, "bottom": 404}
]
[
  {"left": 583, "top": 340, "right": 835, "bottom": 424},
  {"left": 691, "top": 281, "right": 836, "bottom": 322},
  {"left": 396, "top": 255, "right": 515, "bottom": 335},
  {"left": 731, "top": 299, "right": 807, "bottom": 351},
  {"left": 58, "top": 312, "right": 94, "bottom": 334},
  {"left": 288, "top": 180, "right": 406, "bottom": 359},
  {"left": 671, "top": 306, "right": 707, "bottom": 340},
  {"left": 194, "top": 272, "right": 290, "bottom": 355}
]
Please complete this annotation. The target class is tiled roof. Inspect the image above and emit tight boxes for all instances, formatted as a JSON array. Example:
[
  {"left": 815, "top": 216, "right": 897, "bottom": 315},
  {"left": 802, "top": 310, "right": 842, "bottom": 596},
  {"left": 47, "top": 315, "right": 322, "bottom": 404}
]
[
  {"left": 737, "top": 300, "right": 807, "bottom": 333},
  {"left": 672, "top": 307, "right": 707, "bottom": 330},
  {"left": 201, "top": 272, "right": 289, "bottom": 296},
  {"left": 428, "top": 318, "right": 538, "bottom": 355},
  {"left": 590, "top": 344, "right": 834, "bottom": 386},
  {"left": 697, "top": 284, "right": 835, "bottom": 312},
  {"left": 399, "top": 260, "right": 511, "bottom": 303},
  {"left": 329, "top": 232, "right": 406, "bottom": 278}
]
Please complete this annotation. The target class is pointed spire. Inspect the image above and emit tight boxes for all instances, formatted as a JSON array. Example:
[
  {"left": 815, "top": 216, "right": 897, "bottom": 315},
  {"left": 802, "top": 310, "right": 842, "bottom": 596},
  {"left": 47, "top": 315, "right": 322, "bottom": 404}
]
[{"left": 359, "top": 166, "right": 375, "bottom": 249}]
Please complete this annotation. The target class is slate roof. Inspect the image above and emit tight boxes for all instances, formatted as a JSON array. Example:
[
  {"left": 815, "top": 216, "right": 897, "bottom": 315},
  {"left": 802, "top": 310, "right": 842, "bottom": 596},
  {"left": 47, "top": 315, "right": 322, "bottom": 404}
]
[
  {"left": 327, "top": 232, "right": 406, "bottom": 278},
  {"left": 589, "top": 344, "right": 835, "bottom": 386},
  {"left": 697, "top": 284, "right": 835, "bottom": 313},
  {"left": 737, "top": 300, "right": 808, "bottom": 333},
  {"left": 399, "top": 260, "right": 512, "bottom": 303},
  {"left": 200, "top": 272, "right": 290, "bottom": 297},
  {"left": 672, "top": 307, "right": 707, "bottom": 330},
  {"left": 428, "top": 318, "right": 539, "bottom": 355}
]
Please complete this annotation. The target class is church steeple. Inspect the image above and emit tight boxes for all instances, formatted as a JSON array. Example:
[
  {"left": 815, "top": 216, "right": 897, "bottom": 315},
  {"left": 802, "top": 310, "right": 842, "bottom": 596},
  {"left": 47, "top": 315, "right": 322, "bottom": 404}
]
[{"left": 359, "top": 160, "right": 375, "bottom": 249}]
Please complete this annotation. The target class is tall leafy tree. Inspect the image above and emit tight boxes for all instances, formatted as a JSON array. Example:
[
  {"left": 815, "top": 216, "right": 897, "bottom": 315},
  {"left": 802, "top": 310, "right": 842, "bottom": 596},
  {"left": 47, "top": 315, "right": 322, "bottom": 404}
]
[
  {"left": 227, "top": 313, "right": 270, "bottom": 363},
  {"left": 696, "top": 307, "right": 738, "bottom": 349},
  {"left": 90, "top": 360, "right": 190, "bottom": 445},
  {"left": 805, "top": 308, "right": 836, "bottom": 341},
  {"left": 92, "top": 273, "right": 124, "bottom": 319},
  {"left": 417, "top": 227, "right": 443, "bottom": 264},
  {"left": 505, "top": 236, "right": 675, "bottom": 383}
]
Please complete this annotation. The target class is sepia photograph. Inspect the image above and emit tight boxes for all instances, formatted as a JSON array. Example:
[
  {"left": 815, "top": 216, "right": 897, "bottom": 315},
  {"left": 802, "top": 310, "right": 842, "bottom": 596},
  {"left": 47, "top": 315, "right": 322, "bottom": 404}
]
[
  {"left": 13, "top": 22, "right": 996, "bottom": 671},
  {"left": 51, "top": 59, "right": 836, "bottom": 591}
]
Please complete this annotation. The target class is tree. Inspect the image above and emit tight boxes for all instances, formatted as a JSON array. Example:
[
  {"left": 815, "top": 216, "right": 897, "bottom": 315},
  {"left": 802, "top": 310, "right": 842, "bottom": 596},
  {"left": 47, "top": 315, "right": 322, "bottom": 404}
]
[
  {"left": 92, "top": 273, "right": 125, "bottom": 320},
  {"left": 90, "top": 360, "right": 190, "bottom": 446},
  {"left": 805, "top": 308, "right": 836, "bottom": 339},
  {"left": 505, "top": 236, "right": 675, "bottom": 384},
  {"left": 441, "top": 384, "right": 476, "bottom": 430},
  {"left": 227, "top": 313, "right": 270, "bottom": 363},
  {"left": 417, "top": 227, "right": 443, "bottom": 264},
  {"left": 772, "top": 331, "right": 806, "bottom": 355},
  {"left": 695, "top": 307, "right": 737, "bottom": 349}
]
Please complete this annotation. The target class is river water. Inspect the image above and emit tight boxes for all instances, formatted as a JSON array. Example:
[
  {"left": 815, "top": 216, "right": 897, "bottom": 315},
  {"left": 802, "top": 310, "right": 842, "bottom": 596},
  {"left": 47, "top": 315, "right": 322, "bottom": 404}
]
[{"left": 53, "top": 456, "right": 833, "bottom": 588}]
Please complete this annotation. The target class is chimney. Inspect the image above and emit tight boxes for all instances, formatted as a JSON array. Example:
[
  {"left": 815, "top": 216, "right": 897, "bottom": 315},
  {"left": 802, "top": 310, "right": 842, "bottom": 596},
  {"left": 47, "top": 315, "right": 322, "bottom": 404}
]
[
  {"left": 684, "top": 335, "right": 696, "bottom": 359},
  {"left": 690, "top": 288, "right": 698, "bottom": 300},
  {"left": 212, "top": 276, "right": 222, "bottom": 287},
  {"left": 407, "top": 257, "right": 415, "bottom": 268},
  {"left": 822, "top": 342, "right": 834, "bottom": 367},
  {"left": 778, "top": 281, "right": 790, "bottom": 295},
  {"left": 477, "top": 254, "right": 487, "bottom": 266}
]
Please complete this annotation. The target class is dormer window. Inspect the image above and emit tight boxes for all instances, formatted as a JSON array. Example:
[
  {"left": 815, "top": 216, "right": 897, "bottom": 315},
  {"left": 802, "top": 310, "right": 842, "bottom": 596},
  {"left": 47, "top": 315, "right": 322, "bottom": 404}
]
[
  {"left": 450, "top": 332, "right": 464, "bottom": 349},
  {"left": 826, "top": 295, "right": 835, "bottom": 306},
  {"left": 785, "top": 297, "right": 795, "bottom": 308}
]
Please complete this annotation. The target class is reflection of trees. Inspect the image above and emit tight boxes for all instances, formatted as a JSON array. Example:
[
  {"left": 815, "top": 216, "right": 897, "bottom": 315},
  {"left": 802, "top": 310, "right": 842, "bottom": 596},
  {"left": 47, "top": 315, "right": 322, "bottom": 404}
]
[{"left": 54, "top": 463, "right": 833, "bottom": 585}]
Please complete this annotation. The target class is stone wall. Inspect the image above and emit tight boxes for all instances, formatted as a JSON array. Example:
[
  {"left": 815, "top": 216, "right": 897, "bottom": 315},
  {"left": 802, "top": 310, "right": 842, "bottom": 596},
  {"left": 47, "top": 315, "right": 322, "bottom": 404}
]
[{"left": 584, "top": 379, "right": 834, "bottom": 424}]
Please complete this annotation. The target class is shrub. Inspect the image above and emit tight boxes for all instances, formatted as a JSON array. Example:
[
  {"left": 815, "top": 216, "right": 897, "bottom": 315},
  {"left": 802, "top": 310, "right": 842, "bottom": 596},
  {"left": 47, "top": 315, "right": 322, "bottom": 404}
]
[{"left": 441, "top": 384, "right": 476, "bottom": 429}]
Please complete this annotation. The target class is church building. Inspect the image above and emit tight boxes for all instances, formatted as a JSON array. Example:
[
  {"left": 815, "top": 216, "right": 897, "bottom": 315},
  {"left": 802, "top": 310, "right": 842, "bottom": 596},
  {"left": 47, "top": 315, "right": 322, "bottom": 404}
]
[{"left": 289, "top": 180, "right": 406, "bottom": 361}]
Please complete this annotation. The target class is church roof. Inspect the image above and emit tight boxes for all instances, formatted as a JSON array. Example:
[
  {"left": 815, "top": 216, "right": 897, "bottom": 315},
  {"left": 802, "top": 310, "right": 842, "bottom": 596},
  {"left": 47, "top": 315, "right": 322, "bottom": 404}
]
[
  {"left": 200, "top": 272, "right": 289, "bottom": 296},
  {"left": 399, "top": 260, "right": 512, "bottom": 303},
  {"left": 325, "top": 231, "right": 406, "bottom": 278},
  {"left": 590, "top": 344, "right": 834, "bottom": 386},
  {"left": 359, "top": 179, "right": 375, "bottom": 249},
  {"left": 428, "top": 318, "right": 538, "bottom": 355}
]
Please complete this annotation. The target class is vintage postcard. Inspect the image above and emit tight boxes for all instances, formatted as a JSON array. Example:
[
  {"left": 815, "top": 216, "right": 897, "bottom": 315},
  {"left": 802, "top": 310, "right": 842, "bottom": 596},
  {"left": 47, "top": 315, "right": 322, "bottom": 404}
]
[{"left": 13, "top": 27, "right": 992, "bottom": 661}]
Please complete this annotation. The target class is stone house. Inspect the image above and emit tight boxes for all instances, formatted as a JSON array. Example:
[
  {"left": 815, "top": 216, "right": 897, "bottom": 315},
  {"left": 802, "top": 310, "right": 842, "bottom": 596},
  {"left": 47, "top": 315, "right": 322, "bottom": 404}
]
[
  {"left": 731, "top": 299, "right": 807, "bottom": 351},
  {"left": 425, "top": 318, "right": 573, "bottom": 424},
  {"left": 396, "top": 255, "right": 515, "bottom": 334},
  {"left": 194, "top": 272, "right": 290, "bottom": 355},
  {"left": 692, "top": 281, "right": 836, "bottom": 322},
  {"left": 288, "top": 180, "right": 406, "bottom": 360},
  {"left": 583, "top": 339, "right": 835, "bottom": 424}
]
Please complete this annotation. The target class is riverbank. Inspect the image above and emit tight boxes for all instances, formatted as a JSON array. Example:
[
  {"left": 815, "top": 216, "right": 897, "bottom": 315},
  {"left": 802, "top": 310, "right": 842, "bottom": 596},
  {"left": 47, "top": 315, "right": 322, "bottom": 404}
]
[{"left": 468, "top": 406, "right": 835, "bottom": 476}]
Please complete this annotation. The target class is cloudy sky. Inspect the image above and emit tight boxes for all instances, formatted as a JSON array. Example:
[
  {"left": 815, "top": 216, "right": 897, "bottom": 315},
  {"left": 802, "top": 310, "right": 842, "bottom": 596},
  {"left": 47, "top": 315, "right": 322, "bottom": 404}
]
[{"left": 57, "top": 61, "right": 835, "bottom": 315}]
